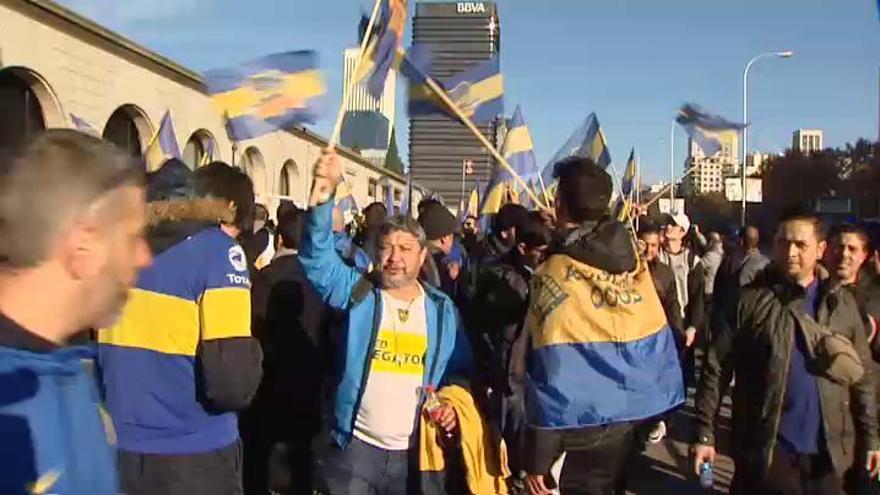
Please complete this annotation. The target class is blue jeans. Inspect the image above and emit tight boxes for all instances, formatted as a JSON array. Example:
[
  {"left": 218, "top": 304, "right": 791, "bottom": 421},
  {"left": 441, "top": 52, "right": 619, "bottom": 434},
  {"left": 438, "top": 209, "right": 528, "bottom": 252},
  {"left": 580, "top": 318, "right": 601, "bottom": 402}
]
[{"left": 322, "top": 437, "right": 412, "bottom": 495}]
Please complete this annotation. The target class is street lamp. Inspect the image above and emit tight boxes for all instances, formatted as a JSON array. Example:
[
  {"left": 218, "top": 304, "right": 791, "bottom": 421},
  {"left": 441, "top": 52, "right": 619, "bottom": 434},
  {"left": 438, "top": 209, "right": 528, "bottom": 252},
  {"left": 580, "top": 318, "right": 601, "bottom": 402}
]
[{"left": 741, "top": 50, "right": 794, "bottom": 226}]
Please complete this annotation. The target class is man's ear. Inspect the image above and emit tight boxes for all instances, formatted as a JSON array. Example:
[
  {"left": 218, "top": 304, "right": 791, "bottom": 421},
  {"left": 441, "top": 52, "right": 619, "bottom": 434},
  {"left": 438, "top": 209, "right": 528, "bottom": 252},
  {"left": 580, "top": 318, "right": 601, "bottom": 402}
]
[
  {"left": 61, "top": 221, "right": 101, "bottom": 281},
  {"left": 418, "top": 246, "right": 428, "bottom": 266},
  {"left": 517, "top": 242, "right": 527, "bottom": 256},
  {"left": 817, "top": 240, "right": 827, "bottom": 261}
]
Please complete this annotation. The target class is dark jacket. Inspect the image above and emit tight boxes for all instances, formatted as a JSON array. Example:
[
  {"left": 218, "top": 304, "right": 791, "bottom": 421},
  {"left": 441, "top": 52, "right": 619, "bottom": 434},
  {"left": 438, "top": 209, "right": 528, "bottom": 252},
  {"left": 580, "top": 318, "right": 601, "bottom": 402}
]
[
  {"left": 248, "top": 249, "right": 329, "bottom": 435},
  {"left": 522, "top": 220, "right": 684, "bottom": 474},
  {"left": 469, "top": 250, "right": 533, "bottom": 393},
  {"left": 695, "top": 266, "right": 879, "bottom": 486},
  {"left": 649, "top": 259, "right": 684, "bottom": 341}
]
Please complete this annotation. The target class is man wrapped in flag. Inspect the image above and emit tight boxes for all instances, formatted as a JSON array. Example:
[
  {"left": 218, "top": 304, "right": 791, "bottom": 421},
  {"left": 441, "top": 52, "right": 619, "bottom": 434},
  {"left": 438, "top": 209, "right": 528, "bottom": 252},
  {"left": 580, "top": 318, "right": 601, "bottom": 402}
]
[
  {"left": 516, "top": 156, "right": 683, "bottom": 494},
  {"left": 204, "top": 51, "right": 326, "bottom": 141}
]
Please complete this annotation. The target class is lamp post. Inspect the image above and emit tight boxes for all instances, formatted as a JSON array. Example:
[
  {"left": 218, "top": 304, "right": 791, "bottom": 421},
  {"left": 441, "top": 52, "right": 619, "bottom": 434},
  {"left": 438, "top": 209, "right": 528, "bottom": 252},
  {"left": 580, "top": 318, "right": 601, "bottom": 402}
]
[{"left": 741, "top": 50, "right": 793, "bottom": 226}]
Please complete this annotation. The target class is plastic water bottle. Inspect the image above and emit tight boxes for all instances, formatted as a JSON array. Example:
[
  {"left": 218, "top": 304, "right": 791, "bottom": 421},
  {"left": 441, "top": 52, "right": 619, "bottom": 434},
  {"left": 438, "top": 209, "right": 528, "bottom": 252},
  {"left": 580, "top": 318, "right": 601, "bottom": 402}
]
[{"left": 699, "top": 462, "right": 714, "bottom": 489}]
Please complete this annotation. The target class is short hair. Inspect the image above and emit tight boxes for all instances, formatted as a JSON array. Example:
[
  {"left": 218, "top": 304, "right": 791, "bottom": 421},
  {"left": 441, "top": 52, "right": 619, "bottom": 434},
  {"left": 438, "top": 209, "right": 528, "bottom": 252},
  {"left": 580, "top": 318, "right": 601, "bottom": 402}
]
[
  {"left": 378, "top": 215, "right": 427, "bottom": 249},
  {"left": 276, "top": 208, "right": 305, "bottom": 250},
  {"left": 254, "top": 203, "right": 269, "bottom": 223},
  {"left": 0, "top": 129, "right": 143, "bottom": 267},
  {"left": 363, "top": 202, "right": 387, "bottom": 217},
  {"left": 553, "top": 156, "right": 612, "bottom": 223},
  {"left": 638, "top": 224, "right": 662, "bottom": 238},
  {"left": 192, "top": 162, "right": 255, "bottom": 233},
  {"left": 518, "top": 213, "right": 552, "bottom": 248},
  {"left": 829, "top": 223, "right": 869, "bottom": 251},
  {"left": 777, "top": 207, "right": 825, "bottom": 241}
]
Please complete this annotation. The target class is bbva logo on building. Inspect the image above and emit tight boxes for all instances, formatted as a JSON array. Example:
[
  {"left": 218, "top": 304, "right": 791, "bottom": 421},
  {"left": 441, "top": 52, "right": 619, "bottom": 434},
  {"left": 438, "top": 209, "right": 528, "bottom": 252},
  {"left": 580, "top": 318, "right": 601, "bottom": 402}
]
[{"left": 457, "top": 2, "right": 486, "bottom": 14}]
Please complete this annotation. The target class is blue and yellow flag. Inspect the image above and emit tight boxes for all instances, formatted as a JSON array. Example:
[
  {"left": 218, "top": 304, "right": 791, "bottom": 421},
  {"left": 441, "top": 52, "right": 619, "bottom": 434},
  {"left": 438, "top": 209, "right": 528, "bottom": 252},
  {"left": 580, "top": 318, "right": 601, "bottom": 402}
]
[
  {"left": 540, "top": 113, "right": 611, "bottom": 189},
  {"left": 676, "top": 103, "right": 746, "bottom": 157},
  {"left": 70, "top": 113, "right": 98, "bottom": 135},
  {"left": 409, "top": 55, "right": 504, "bottom": 124},
  {"left": 526, "top": 255, "right": 684, "bottom": 429},
  {"left": 144, "top": 111, "right": 182, "bottom": 172},
  {"left": 614, "top": 148, "right": 637, "bottom": 222},
  {"left": 480, "top": 106, "right": 535, "bottom": 215},
  {"left": 204, "top": 51, "right": 326, "bottom": 141},
  {"left": 199, "top": 139, "right": 215, "bottom": 167},
  {"left": 459, "top": 179, "right": 482, "bottom": 222},
  {"left": 356, "top": 0, "right": 408, "bottom": 99}
]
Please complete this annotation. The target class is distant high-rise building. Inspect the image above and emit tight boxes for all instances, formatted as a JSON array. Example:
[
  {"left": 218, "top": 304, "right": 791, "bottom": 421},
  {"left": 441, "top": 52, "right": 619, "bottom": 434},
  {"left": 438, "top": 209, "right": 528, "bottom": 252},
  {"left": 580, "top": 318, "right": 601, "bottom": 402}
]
[
  {"left": 792, "top": 129, "right": 824, "bottom": 154},
  {"left": 684, "top": 129, "right": 739, "bottom": 195},
  {"left": 409, "top": 1, "right": 501, "bottom": 204},
  {"left": 341, "top": 47, "right": 396, "bottom": 157},
  {"left": 342, "top": 48, "right": 396, "bottom": 127}
]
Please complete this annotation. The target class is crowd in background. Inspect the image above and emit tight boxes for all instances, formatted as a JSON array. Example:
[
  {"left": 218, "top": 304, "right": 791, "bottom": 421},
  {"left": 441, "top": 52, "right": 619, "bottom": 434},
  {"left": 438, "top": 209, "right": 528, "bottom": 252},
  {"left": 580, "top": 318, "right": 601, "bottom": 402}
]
[{"left": 4, "top": 130, "right": 880, "bottom": 495}]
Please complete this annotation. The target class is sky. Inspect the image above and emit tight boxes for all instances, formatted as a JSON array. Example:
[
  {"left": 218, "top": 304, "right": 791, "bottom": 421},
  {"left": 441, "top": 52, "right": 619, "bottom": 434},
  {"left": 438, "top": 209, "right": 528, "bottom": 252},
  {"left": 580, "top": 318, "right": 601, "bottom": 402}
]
[{"left": 56, "top": 0, "right": 880, "bottom": 184}]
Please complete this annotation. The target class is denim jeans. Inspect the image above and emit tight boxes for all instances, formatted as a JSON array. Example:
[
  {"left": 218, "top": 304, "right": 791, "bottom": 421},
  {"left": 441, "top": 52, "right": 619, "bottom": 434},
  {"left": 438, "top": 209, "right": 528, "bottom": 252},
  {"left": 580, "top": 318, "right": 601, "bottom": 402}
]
[{"left": 322, "top": 437, "right": 412, "bottom": 495}]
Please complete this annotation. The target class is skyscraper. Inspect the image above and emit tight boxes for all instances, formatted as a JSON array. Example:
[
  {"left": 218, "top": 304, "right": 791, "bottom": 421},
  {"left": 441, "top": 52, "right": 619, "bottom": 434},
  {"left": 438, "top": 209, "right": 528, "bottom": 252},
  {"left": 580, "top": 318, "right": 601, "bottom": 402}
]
[
  {"left": 409, "top": 1, "right": 501, "bottom": 204},
  {"left": 340, "top": 48, "right": 397, "bottom": 165}
]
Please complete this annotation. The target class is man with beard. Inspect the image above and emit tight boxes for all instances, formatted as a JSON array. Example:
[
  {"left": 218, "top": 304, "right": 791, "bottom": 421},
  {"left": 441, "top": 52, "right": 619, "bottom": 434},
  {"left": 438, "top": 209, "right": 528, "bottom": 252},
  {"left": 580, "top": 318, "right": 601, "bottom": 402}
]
[
  {"left": 301, "top": 149, "right": 473, "bottom": 493},
  {"left": 0, "top": 130, "right": 152, "bottom": 494}
]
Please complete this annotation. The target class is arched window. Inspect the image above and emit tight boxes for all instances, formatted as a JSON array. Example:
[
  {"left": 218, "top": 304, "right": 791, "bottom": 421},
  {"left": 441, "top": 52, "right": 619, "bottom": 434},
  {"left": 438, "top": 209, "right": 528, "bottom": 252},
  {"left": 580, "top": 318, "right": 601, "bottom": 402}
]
[
  {"left": 183, "top": 130, "right": 216, "bottom": 168},
  {"left": 280, "top": 159, "right": 300, "bottom": 197},
  {"left": 240, "top": 147, "right": 267, "bottom": 199},
  {"left": 103, "top": 105, "right": 151, "bottom": 158},
  {"left": 0, "top": 69, "right": 47, "bottom": 151}
]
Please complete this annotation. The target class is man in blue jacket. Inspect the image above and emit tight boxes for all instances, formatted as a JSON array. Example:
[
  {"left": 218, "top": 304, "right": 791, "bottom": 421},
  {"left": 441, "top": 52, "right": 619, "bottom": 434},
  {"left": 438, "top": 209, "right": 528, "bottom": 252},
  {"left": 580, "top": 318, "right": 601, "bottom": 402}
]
[
  {"left": 301, "top": 149, "right": 473, "bottom": 494},
  {"left": 0, "top": 130, "right": 152, "bottom": 494}
]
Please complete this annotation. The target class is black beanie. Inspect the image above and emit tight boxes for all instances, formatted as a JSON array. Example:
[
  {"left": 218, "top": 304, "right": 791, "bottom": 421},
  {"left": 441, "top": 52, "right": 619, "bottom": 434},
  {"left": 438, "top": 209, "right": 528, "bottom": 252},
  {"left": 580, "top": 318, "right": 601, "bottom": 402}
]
[
  {"left": 493, "top": 203, "right": 530, "bottom": 233},
  {"left": 418, "top": 203, "right": 457, "bottom": 240}
]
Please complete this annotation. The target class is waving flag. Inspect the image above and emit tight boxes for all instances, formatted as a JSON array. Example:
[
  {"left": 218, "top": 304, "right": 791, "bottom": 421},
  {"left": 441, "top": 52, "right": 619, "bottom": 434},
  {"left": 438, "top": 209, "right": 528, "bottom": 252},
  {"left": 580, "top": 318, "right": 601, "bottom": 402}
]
[
  {"left": 519, "top": 178, "right": 538, "bottom": 210},
  {"left": 540, "top": 113, "right": 611, "bottom": 188},
  {"left": 144, "top": 111, "right": 182, "bottom": 171},
  {"left": 503, "top": 106, "right": 540, "bottom": 180},
  {"left": 526, "top": 257, "right": 684, "bottom": 429},
  {"left": 676, "top": 103, "right": 746, "bottom": 157},
  {"left": 409, "top": 55, "right": 504, "bottom": 124},
  {"left": 459, "top": 179, "right": 482, "bottom": 222},
  {"left": 335, "top": 179, "right": 358, "bottom": 214},
  {"left": 204, "top": 51, "right": 326, "bottom": 141},
  {"left": 614, "top": 149, "right": 637, "bottom": 222},
  {"left": 199, "top": 140, "right": 215, "bottom": 167},
  {"left": 356, "top": 0, "right": 408, "bottom": 99},
  {"left": 70, "top": 114, "right": 98, "bottom": 135}
]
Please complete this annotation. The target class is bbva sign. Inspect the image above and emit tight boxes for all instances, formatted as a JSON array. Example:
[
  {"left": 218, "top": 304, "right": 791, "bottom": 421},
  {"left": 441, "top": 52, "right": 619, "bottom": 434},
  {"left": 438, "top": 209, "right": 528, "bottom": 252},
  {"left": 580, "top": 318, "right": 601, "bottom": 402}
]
[{"left": 457, "top": 2, "right": 486, "bottom": 14}]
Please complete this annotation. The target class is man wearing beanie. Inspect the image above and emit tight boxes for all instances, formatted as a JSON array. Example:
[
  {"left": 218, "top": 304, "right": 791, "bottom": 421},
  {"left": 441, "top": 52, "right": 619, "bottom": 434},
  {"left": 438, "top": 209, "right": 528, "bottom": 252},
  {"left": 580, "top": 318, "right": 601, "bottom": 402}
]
[{"left": 419, "top": 202, "right": 470, "bottom": 309}]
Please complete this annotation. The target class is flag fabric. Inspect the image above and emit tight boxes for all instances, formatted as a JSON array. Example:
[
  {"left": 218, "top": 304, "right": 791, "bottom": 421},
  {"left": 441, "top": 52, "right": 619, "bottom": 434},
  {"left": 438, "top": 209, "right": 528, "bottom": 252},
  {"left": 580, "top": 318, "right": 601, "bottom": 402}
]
[
  {"left": 204, "top": 51, "right": 326, "bottom": 141},
  {"left": 614, "top": 149, "right": 637, "bottom": 222},
  {"left": 519, "top": 179, "right": 536, "bottom": 210},
  {"left": 459, "top": 180, "right": 482, "bottom": 222},
  {"left": 525, "top": 256, "right": 684, "bottom": 429},
  {"left": 675, "top": 103, "right": 746, "bottom": 157},
  {"left": 399, "top": 43, "right": 432, "bottom": 85},
  {"left": 540, "top": 113, "right": 612, "bottom": 188},
  {"left": 503, "top": 105, "right": 540, "bottom": 180},
  {"left": 335, "top": 179, "right": 358, "bottom": 214},
  {"left": 199, "top": 140, "right": 215, "bottom": 167},
  {"left": 144, "top": 111, "right": 182, "bottom": 171},
  {"left": 384, "top": 182, "right": 395, "bottom": 217},
  {"left": 356, "top": 0, "right": 408, "bottom": 99},
  {"left": 70, "top": 114, "right": 98, "bottom": 135},
  {"left": 409, "top": 55, "right": 504, "bottom": 124}
]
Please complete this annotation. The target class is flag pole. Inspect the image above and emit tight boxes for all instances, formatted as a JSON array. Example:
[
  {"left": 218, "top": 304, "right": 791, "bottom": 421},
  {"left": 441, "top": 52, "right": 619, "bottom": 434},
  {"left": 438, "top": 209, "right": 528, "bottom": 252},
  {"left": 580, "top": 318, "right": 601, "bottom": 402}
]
[
  {"left": 329, "top": 0, "right": 383, "bottom": 147},
  {"left": 419, "top": 73, "right": 545, "bottom": 209},
  {"left": 640, "top": 164, "right": 699, "bottom": 209}
]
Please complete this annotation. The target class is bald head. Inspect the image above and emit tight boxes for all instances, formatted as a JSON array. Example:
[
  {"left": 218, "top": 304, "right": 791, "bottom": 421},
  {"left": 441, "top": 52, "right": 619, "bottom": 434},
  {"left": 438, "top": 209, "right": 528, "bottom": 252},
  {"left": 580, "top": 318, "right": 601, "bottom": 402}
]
[{"left": 744, "top": 226, "right": 760, "bottom": 251}]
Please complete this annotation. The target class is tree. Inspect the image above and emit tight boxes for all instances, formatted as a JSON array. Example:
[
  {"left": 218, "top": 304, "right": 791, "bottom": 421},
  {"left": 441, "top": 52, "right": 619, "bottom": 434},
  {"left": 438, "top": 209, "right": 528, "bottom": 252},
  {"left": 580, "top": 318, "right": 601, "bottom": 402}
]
[
  {"left": 384, "top": 126, "right": 404, "bottom": 174},
  {"left": 761, "top": 149, "right": 842, "bottom": 222},
  {"left": 686, "top": 192, "right": 738, "bottom": 232}
]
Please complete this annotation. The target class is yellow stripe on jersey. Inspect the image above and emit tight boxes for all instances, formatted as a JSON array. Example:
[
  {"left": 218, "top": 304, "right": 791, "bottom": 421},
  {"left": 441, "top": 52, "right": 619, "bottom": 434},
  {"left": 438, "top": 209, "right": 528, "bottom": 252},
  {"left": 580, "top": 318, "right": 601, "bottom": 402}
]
[
  {"left": 98, "top": 288, "right": 199, "bottom": 356},
  {"left": 200, "top": 287, "right": 252, "bottom": 341}
]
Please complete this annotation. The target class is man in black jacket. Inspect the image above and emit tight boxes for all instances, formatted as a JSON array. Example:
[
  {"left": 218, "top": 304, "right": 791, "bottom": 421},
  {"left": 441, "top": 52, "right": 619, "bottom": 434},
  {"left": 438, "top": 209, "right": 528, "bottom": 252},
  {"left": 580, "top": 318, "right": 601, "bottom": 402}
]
[
  {"left": 694, "top": 210, "right": 880, "bottom": 494},
  {"left": 471, "top": 213, "right": 551, "bottom": 476},
  {"left": 243, "top": 208, "right": 329, "bottom": 495}
]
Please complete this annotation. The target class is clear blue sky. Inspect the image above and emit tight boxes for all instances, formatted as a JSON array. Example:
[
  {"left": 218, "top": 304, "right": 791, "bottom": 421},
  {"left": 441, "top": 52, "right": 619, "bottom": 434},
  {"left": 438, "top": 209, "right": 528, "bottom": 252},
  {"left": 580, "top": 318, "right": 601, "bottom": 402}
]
[{"left": 58, "top": 0, "right": 880, "bottom": 183}]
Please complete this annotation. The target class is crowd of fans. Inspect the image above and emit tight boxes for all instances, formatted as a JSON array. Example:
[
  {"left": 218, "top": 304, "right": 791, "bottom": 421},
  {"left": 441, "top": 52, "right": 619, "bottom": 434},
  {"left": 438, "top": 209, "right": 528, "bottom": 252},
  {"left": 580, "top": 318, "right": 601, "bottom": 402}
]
[{"left": 4, "top": 131, "right": 880, "bottom": 495}]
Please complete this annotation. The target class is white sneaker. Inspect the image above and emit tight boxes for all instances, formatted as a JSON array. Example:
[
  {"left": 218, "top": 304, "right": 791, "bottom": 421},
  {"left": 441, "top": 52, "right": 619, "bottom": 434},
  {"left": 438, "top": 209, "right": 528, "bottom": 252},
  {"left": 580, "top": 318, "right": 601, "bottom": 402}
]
[{"left": 648, "top": 420, "right": 667, "bottom": 444}]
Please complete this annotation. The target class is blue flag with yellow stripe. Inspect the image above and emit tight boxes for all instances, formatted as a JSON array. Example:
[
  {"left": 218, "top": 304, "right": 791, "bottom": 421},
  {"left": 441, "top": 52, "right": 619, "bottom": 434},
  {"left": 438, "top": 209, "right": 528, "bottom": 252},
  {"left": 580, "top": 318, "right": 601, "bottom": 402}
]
[
  {"left": 144, "top": 111, "right": 182, "bottom": 171},
  {"left": 204, "top": 51, "right": 326, "bottom": 141},
  {"left": 614, "top": 148, "right": 637, "bottom": 221},
  {"left": 526, "top": 256, "right": 684, "bottom": 428},
  {"left": 409, "top": 55, "right": 504, "bottom": 124},
  {"left": 540, "top": 113, "right": 611, "bottom": 189},
  {"left": 480, "top": 106, "right": 533, "bottom": 215},
  {"left": 356, "top": 0, "right": 408, "bottom": 99}
]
